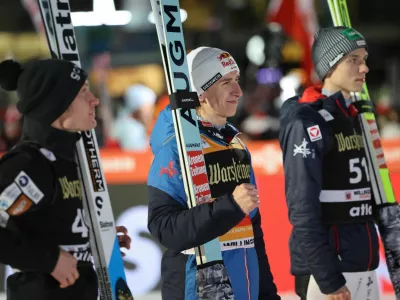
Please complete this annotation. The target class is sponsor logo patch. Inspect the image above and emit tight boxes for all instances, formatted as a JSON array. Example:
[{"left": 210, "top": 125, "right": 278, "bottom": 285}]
[
  {"left": 7, "top": 194, "right": 33, "bottom": 216},
  {"left": 159, "top": 160, "right": 178, "bottom": 178},
  {"left": 335, "top": 132, "right": 364, "bottom": 152},
  {"left": 293, "top": 138, "right": 314, "bottom": 158},
  {"left": 217, "top": 52, "right": 237, "bottom": 68},
  {"left": 70, "top": 66, "right": 81, "bottom": 81},
  {"left": 82, "top": 130, "right": 105, "bottom": 192},
  {"left": 329, "top": 52, "right": 344, "bottom": 67},
  {"left": 0, "top": 183, "right": 22, "bottom": 210},
  {"left": 357, "top": 40, "right": 366, "bottom": 46},
  {"left": 100, "top": 221, "right": 114, "bottom": 229},
  {"left": 341, "top": 28, "right": 364, "bottom": 41},
  {"left": 349, "top": 203, "right": 372, "bottom": 217},
  {"left": 201, "top": 73, "right": 222, "bottom": 91},
  {"left": 15, "top": 171, "right": 44, "bottom": 204},
  {"left": 318, "top": 109, "right": 334, "bottom": 121},
  {"left": 201, "top": 138, "right": 210, "bottom": 148},
  {"left": 0, "top": 210, "right": 9, "bottom": 227},
  {"left": 208, "top": 157, "right": 250, "bottom": 185},
  {"left": 217, "top": 52, "right": 231, "bottom": 61},
  {"left": 40, "top": 148, "right": 57, "bottom": 161},
  {"left": 307, "top": 125, "right": 322, "bottom": 142},
  {"left": 59, "top": 176, "right": 82, "bottom": 200}
]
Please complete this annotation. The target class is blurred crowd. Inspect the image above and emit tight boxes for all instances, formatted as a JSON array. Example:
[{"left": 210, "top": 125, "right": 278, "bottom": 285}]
[
  {"left": 0, "top": 59, "right": 399, "bottom": 153},
  {"left": 0, "top": 0, "right": 397, "bottom": 152}
]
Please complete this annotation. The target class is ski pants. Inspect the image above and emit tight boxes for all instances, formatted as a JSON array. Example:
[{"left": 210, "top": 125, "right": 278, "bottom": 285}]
[{"left": 295, "top": 270, "right": 379, "bottom": 300}]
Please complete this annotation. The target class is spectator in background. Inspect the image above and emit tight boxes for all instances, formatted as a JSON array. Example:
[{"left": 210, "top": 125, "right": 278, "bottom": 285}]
[
  {"left": 380, "top": 107, "right": 400, "bottom": 139},
  {"left": 154, "top": 93, "right": 170, "bottom": 121},
  {"left": 0, "top": 104, "right": 23, "bottom": 151},
  {"left": 234, "top": 67, "right": 282, "bottom": 140},
  {"left": 112, "top": 84, "right": 156, "bottom": 151}
]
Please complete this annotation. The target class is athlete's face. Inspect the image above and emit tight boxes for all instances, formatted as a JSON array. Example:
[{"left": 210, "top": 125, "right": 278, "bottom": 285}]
[
  {"left": 324, "top": 48, "right": 369, "bottom": 99},
  {"left": 54, "top": 82, "right": 100, "bottom": 132},
  {"left": 198, "top": 71, "right": 242, "bottom": 125}
]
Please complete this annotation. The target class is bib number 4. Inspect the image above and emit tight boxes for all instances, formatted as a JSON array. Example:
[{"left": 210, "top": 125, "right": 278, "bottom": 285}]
[{"left": 72, "top": 208, "right": 89, "bottom": 238}]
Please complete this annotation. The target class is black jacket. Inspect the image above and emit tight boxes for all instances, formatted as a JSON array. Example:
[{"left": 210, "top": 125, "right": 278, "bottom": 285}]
[
  {"left": 279, "top": 86, "right": 379, "bottom": 294},
  {"left": 0, "top": 118, "right": 97, "bottom": 300}
]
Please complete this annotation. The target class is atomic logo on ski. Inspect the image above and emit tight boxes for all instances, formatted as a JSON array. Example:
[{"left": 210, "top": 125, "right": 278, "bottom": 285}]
[{"left": 160, "top": 160, "right": 178, "bottom": 178}]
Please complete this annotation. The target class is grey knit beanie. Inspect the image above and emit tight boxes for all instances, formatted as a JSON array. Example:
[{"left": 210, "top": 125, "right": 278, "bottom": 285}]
[{"left": 312, "top": 26, "right": 368, "bottom": 80}]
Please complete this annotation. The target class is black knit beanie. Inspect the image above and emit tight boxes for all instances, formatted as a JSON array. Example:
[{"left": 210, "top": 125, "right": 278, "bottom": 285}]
[
  {"left": 312, "top": 26, "right": 368, "bottom": 80},
  {"left": 0, "top": 59, "right": 87, "bottom": 125}
]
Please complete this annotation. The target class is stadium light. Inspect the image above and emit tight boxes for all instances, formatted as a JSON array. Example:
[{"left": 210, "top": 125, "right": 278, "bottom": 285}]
[{"left": 71, "top": 0, "right": 132, "bottom": 27}]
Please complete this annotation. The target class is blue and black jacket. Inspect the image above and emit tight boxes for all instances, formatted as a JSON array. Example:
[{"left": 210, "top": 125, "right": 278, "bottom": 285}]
[{"left": 147, "top": 105, "right": 280, "bottom": 300}]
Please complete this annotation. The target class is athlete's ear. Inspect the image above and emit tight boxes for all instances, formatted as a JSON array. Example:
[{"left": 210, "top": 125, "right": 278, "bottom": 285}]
[{"left": 198, "top": 92, "right": 206, "bottom": 103}]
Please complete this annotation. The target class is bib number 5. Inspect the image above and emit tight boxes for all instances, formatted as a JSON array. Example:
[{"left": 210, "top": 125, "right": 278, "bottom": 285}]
[{"left": 349, "top": 157, "right": 370, "bottom": 184}]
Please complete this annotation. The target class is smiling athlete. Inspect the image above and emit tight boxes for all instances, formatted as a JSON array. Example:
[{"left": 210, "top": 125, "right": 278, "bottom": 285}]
[{"left": 147, "top": 47, "right": 280, "bottom": 300}]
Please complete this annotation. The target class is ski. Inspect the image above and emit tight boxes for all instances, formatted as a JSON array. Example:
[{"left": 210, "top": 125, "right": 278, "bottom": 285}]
[
  {"left": 36, "top": 1, "right": 133, "bottom": 299},
  {"left": 328, "top": 0, "right": 400, "bottom": 297},
  {"left": 149, "top": 0, "right": 234, "bottom": 298}
]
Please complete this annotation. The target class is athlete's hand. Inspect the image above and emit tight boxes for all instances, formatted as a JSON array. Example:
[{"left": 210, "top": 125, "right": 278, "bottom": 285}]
[
  {"left": 117, "top": 226, "right": 131, "bottom": 257},
  {"left": 327, "top": 285, "right": 351, "bottom": 300},
  {"left": 51, "top": 249, "right": 79, "bottom": 288},
  {"left": 232, "top": 183, "right": 259, "bottom": 214}
]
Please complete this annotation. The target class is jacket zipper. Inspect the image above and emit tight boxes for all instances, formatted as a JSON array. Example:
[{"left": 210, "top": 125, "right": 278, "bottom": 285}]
[
  {"left": 333, "top": 225, "right": 341, "bottom": 259},
  {"left": 366, "top": 222, "right": 373, "bottom": 270},
  {"left": 244, "top": 248, "right": 250, "bottom": 300}
]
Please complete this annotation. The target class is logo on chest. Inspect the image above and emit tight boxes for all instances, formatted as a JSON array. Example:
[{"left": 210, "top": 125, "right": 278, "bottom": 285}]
[
  {"left": 208, "top": 157, "right": 250, "bottom": 185},
  {"left": 349, "top": 203, "right": 372, "bottom": 217},
  {"left": 335, "top": 131, "right": 364, "bottom": 152},
  {"left": 59, "top": 176, "right": 82, "bottom": 200}
]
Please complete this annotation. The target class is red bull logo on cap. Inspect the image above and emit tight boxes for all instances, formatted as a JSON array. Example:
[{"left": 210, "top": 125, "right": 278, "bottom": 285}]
[
  {"left": 217, "top": 52, "right": 231, "bottom": 61},
  {"left": 217, "top": 52, "right": 236, "bottom": 68}
]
